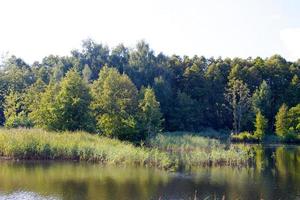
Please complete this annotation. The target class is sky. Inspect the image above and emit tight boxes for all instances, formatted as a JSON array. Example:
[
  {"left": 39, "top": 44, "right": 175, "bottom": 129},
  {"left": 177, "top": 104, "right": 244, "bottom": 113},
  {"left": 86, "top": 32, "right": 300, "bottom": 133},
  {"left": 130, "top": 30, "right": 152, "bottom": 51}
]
[{"left": 0, "top": 0, "right": 299, "bottom": 64}]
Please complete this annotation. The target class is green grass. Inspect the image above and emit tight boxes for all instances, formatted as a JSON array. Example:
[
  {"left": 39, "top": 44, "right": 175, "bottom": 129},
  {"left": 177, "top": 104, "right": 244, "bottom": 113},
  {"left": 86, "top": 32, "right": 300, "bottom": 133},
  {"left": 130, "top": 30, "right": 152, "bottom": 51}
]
[
  {"left": 0, "top": 129, "right": 254, "bottom": 170},
  {"left": 149, "top": 132, "right": 254, "bottom": 168},
  {"left": 0, "top": 128, "right": 172, "bottom": 170}
]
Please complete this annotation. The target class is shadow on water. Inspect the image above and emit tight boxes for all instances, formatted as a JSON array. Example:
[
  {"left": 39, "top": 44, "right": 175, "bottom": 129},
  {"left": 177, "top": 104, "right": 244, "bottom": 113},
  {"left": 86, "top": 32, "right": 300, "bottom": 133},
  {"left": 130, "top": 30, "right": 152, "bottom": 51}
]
[{"left": 0, "top": 145, "right": 299, "bottom": 200}]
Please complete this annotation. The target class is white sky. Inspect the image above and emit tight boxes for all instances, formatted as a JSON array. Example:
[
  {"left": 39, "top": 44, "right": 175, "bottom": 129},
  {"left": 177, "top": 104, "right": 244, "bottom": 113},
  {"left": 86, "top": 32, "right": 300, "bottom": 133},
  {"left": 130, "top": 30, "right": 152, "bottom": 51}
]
[{"left": 0, "top": 0, "right": 299, "bottom": 63}]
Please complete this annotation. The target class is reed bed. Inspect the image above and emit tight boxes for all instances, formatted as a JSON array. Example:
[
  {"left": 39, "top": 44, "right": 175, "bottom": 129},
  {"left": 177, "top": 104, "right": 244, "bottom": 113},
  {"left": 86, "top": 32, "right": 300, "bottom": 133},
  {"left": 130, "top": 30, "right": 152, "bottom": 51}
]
[
  {"left": 0, "top": 128, "right": 172, "bottom": 170},
  {"left": 0, "top": 129, "right": 254, "bottom": 170},
  {"left": 149, "top": 132, "right": 253, "bottom": 168}
]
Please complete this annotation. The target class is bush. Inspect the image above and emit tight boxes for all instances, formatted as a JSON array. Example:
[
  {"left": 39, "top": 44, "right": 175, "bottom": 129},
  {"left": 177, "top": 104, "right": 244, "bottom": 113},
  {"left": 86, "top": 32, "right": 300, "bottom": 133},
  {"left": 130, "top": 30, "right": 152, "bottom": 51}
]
[{"left": 231, "top": 131, "right": 260, "bottom": 143}]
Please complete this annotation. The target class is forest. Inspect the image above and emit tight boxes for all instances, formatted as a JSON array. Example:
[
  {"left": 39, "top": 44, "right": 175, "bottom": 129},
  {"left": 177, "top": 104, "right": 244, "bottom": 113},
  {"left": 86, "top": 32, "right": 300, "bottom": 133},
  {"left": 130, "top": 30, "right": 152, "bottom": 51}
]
[{"left": 1, "top": 39, "right": 300, "bottom": 142}]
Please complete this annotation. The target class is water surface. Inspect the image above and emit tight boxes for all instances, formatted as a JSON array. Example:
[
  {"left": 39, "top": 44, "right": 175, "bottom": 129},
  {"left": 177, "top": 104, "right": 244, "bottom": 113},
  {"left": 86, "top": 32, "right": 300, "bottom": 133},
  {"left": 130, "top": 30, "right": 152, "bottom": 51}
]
[{"left": 0, "top": 145, "right": 299, "bottom": 200}]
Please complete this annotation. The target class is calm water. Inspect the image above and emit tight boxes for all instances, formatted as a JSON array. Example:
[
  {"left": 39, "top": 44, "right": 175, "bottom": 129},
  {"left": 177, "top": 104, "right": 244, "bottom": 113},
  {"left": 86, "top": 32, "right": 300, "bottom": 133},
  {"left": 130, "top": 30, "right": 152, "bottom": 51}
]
[{"left": 0, "top": 145, "right": 299, "bottom": 200}]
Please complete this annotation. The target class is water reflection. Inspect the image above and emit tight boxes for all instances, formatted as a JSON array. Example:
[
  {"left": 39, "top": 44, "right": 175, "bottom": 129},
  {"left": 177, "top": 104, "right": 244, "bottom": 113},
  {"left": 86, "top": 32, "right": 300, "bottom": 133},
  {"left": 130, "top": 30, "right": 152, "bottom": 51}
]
[{"left": 0, "top": 145, "right": 299, "bottom": 200}]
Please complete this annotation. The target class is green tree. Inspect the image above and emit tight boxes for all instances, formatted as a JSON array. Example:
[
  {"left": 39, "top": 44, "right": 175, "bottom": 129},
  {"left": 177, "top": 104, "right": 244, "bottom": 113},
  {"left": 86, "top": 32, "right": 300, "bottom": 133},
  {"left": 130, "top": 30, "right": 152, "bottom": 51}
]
[
  {"left": 286, "top": 75, "right": 300, "bottom": 106},
  {"left": 91, "top": 66, "right": 139, "bottom": 140},
  {"left": 30, "top": 69, "right": 93, "bottom": 131},
  {"left": 254, "top": 111, "right": 268, "bottom": 140},
  {"left": 287, "top": 104, "right": 300, "bottom": 134},
  {"left": 24, "top": 78, "right": 47, "bottom": 113},
  {"left": 29, "top": 83, "right": 60, "bottom": 129},
  {"left": 252, "top": 80, "right": 272, "bottom": 118},
  {"left": 275, "top": 104, "right": 289, "bottom": 137},
  {"left": 225, "top": 79, "right": 251, "bottom": 133},
  {"left": 55, "top": 69, "right": 94, "bottom": 131},
  {"left": 169, "top": 91, "right": 199, "bottom": 131},
  {"left": 138, "top": 87, "right": 163, "bottom": 139},
  {"left": 4, "top": 91, "right": 32, "bottom": 128}
]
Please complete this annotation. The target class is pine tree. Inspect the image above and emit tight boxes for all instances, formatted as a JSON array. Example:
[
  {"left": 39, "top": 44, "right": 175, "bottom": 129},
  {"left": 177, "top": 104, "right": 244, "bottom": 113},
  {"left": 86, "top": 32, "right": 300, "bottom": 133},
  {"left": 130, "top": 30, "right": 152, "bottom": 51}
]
[{"left": 275, "top": 104, "right": 289, "bottom": 137}]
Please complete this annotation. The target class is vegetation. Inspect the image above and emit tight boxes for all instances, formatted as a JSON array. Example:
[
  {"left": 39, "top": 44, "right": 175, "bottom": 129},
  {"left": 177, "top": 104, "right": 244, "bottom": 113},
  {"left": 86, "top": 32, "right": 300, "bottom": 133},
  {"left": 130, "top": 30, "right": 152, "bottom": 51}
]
[
  {"left": 0, "top": 129, "right": 254, "bottom": 169},
  {"left": 149, "top": 132, "right": 253, "bottom": 167},
  {"left": 225, "top": 79, "right": 251, "bottom": 134},
  {"left": 275, "top": 104, "right": 289, "bottom": 137},
  {"left": 231, "top": 131, "right": 259, "bottom": 143},
  {"left": 1, "top": 39, "right": 300, "bottom": 143},
  {"left": 254, "top": 111, "right": 268, "bottom": 140},
  {"left": 0, "top": 129, "right": 172, "bottom": 169}
]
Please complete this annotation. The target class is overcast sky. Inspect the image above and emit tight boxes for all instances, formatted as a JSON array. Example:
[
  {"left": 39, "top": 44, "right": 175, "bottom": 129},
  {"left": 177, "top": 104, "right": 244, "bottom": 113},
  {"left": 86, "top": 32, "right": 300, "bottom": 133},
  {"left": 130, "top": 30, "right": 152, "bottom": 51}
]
[{"left": 0, "top": 0, "right": 299, "bottom": 63}]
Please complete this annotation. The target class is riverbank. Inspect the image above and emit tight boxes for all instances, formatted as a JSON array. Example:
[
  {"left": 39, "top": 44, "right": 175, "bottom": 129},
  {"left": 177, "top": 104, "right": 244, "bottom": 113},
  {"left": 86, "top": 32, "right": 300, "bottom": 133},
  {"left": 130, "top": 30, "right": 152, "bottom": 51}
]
[{"left": 0, "top": 129, "right": 254, "bottom": 170}]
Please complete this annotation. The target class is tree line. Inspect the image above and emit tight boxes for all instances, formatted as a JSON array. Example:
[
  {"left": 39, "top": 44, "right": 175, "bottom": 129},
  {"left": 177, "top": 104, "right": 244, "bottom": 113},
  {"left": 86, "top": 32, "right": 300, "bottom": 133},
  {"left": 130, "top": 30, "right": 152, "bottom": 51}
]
[{"left": 1, "top": 39, "right": 300, "bottom": 140}]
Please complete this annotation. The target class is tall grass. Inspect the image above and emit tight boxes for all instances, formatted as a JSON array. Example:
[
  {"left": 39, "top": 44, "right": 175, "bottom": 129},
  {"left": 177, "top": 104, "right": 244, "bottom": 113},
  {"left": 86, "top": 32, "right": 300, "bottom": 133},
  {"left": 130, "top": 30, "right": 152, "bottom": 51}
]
[
  {"left": 149, "top": 132, "right": 253, "bottom": 168},
  {"left": 0, "top": 129, "right": 254, "bottom": 170},
  {"left": 0, "top": 129, "right": 172, "bottom": 170}
]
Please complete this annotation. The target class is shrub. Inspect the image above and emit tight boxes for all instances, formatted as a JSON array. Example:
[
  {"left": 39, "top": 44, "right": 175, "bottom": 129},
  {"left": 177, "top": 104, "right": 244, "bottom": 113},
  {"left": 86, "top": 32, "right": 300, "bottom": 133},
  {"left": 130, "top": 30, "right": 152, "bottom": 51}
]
[{"left": 231, "top": 131, "right": 259, "bottom": 143}]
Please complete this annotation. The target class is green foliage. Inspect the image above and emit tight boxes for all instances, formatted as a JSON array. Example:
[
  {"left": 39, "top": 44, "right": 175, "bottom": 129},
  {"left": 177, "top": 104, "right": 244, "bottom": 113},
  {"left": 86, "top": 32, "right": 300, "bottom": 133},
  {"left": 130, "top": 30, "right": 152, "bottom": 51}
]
[
  {"left": 252, "top": 80, "right": 272, "bottom": 120},
  {"left": 55, "top": 69, "right": 94, "bottom": 131},
  {"left": 286, "top": 104, "right": 300, "bottom": 134},
  {"left": 30, "top": 69, "right": 94, "bottom": 132},
  {"left": 275, "top": 104, "right": 289, "bottom": 137},
  {"left": 2, "top": 40, "right": 300, "bottom": 139},
  {"left": 91, "top": 66, "right": 139, "bottom": 140},
  {"left": 138, "top": 87, "right": 163, "bottom": 139},
  {"left": 4, "top": 91, "right": 32, "bottom": 128},
  {"left": 29, "top": 83, "right": 59, "bottom": 129},
  {"left": 169, "top": 91, "right": 199, "bottom": 131},
  {"left": 231, "top": 131, "right": 260, "bottom": 143},
  {"left": 225, "top": 79, "right": 251, "bottom": 133},
  {"left": 254, "top": 111, "right": 268, "bottom": 140}
]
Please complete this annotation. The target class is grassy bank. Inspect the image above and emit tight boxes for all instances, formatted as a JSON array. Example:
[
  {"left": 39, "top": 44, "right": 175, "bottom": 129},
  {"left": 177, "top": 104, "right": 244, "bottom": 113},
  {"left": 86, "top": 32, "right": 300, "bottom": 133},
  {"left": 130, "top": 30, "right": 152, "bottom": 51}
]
[
  {"left": 0, "top": 129, "right": 172, "bottom": 169},
  {"left": 0, "top": 129, "right": 254, "bottom": 170}
]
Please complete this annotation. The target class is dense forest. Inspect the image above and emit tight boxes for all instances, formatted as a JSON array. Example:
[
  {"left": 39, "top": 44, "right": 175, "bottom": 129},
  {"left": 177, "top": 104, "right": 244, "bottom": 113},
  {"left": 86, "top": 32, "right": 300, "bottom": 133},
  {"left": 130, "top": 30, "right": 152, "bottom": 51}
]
[{"left": 1, "top": 39, "right": 300, "bottom": 141}]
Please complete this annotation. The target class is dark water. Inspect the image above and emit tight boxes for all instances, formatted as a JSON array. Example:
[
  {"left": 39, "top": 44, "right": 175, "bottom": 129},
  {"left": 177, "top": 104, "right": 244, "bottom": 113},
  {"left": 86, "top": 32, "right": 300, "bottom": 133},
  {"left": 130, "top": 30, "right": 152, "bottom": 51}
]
[{"left": 0, "top": 145, "right": 299, "bottom": 200}]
